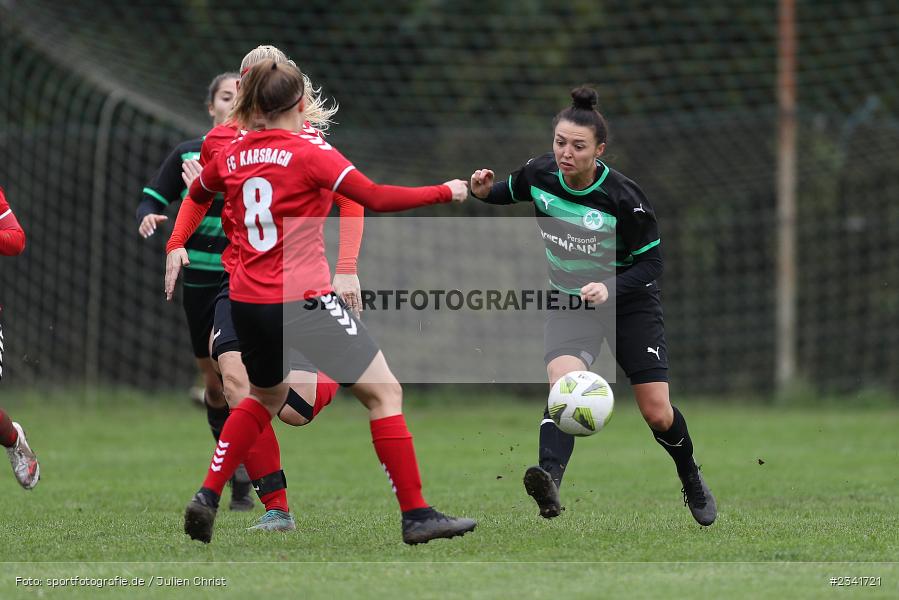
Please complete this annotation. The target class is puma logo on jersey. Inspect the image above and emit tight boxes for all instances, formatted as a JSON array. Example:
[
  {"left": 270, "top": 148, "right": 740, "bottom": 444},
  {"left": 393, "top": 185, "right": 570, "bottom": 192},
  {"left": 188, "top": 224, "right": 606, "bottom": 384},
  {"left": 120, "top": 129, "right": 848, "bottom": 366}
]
[
  {"left": 647, "top": 346, "right": 661, "bottom": 360},
  {"left": 537, "top": 193, "right": 554, "bottom": 210},
  {"left": 633, "top": 203, "right": 647, "bottom": 214}
]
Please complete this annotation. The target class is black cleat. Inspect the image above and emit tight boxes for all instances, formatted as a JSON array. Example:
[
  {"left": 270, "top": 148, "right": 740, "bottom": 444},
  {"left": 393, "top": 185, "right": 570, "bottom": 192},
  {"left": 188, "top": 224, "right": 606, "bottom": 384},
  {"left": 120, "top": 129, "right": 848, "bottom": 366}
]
[
  {"left": 680, "top": 467, "right": 717, "bottom": 526},
  {"left": 184, "top": 489, "right": 218, "bottom": 543},
  {"left": 523, "top": 465, "right": 562, "bottom": 518},
  {"left": 229, "top": 464, "right": 255, "bottom": 512},
  {"left": 402, "top": 507, "right": 477, "bottom": 545}
]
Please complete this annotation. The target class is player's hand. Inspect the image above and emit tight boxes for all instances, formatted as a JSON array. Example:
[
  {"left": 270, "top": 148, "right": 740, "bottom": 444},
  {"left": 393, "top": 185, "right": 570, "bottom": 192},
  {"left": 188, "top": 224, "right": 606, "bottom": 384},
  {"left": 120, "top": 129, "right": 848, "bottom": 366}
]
[
  {"left": 470, "top": 169, "right": 495, "bottom": 199},
  {"left": 164, "top": 248, "right": 190, "bottom": 301},
  {"left": 181, "top": 159, "right": 202, "bottom": 188},
  {"left": 443, "top": 179, "right": 469, "bottom": 203},
  {"left": 139, "top": 214, "right": 168, "bottom": 238},
  {"left": 580, "top": 282, "right": 609, "bottom": 305},
  {"left": 332, "top": 273, "right": 362, "bottom": 318}
]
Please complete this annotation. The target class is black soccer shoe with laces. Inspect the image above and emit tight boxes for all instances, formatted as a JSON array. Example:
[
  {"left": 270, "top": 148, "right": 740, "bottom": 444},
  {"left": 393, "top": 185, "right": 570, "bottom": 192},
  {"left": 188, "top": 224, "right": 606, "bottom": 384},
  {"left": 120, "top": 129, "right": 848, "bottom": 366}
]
[
  {"left": 679, "top": 467, "right": 717, "bottom": 526},
  {"left": 523, "top": 465, "right": 563, "bottom": 518},
  {"left": 402, "top": 507, "right": 477, "bottom": 545},
  {"left": 184, "top": 488, "right": 219, "bottom": 543}
]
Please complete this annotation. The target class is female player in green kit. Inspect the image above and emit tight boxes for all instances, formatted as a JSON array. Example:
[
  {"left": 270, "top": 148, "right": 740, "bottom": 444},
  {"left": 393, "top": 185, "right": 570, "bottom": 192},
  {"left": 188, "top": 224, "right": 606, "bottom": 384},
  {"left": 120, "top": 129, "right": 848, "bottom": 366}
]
[{"left": 470, "top": 86, "right": 717, "bottom": 526}]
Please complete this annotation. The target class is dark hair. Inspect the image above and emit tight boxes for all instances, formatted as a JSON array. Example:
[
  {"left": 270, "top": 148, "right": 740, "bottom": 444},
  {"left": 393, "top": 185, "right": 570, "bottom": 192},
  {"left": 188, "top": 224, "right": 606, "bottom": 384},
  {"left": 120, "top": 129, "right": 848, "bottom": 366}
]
[
  {"left": 552, "top": 86, "right": 608, "bottom": 145},
  {"left": 231, "top": 59, "right": 304, "bottom": 127},
  {"left": 205, "top": 72, "right": 239, "bottom": 105}
]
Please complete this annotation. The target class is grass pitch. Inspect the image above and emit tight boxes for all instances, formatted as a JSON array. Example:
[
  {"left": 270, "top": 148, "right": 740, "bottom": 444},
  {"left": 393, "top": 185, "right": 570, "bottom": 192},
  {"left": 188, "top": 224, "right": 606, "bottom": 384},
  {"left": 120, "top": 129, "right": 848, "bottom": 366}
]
[{"left": 0, "top": 389, "right": 896, "bottom": 598}]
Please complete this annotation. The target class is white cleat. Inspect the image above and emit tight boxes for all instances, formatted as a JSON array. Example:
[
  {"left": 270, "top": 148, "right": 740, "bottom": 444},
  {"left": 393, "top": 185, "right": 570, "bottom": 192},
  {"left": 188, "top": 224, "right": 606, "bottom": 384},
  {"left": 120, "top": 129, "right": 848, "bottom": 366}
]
[{"left": 7, "top": 422, "right": 39, "bottom": 489}]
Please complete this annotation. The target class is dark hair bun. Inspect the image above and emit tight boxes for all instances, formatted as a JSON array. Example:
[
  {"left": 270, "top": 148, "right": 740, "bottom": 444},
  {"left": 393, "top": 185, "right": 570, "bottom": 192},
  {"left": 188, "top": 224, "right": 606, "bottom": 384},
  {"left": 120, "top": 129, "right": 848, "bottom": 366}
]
[{"left": 571, "top": 86, "right": 599, "bottom": 111}]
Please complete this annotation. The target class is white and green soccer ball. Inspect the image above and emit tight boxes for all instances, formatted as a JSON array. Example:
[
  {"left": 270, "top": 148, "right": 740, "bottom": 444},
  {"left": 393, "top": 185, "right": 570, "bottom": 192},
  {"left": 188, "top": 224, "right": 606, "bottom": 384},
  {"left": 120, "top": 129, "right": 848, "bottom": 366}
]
[{"left": 547, "top": 371, "right": 614, "bottom": 436}]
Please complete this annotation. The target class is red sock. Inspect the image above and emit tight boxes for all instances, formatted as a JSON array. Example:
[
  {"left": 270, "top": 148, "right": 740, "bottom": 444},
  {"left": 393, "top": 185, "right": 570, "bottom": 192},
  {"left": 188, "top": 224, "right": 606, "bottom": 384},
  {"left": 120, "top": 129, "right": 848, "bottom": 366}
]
[
  {"left": 312, "top": 372, "right": 339, "bottom": 418},
  {"left": 370, "top": 414, "right": 428, "bottom": 511},
  {"left": 0, "top": 409, "right": 17, "bottom": 448},
  {"left": 244, "top": 423, "right": 289, "bottom": 512},
  {"left": 202, "top": 398, "right": 271, "bottom": 496}
]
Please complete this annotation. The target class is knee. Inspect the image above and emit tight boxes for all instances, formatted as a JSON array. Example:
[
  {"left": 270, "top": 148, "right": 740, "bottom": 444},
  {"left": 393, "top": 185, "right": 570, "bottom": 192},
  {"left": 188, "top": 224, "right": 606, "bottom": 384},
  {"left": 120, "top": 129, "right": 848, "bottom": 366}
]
[
  {"left": 205, "top": 380, "right": 225, "bottom": 406},
  {"left": 641, "top": 403, "right": 673, "bottom": 431},
  {"left": 361, "top": 380, "right": 403, "bottom": 413},
  {"left": 381, "top": 381, "right": 403, "bottom": 412},
  {"left": 547, "top": 366, "right": 569, "bottom": 386},
  {"left": 222, "top": 372, "right": 249, "bottom": 407},
  {"left": 546, "top": 357, "right": 587, "bottom": 386}
]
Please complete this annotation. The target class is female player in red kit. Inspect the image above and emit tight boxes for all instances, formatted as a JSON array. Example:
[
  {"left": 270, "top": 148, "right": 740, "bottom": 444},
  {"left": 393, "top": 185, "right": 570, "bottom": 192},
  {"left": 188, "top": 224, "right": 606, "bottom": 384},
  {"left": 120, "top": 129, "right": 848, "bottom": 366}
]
[
  {"left": 0, "top": 186, "right": 40, "bottom": 490},
  {"left": 175, "top": 45, "right": 366, "bottom": 533},
  {"left": 166, "top": 60, "right": 476, "bottom": 545}
]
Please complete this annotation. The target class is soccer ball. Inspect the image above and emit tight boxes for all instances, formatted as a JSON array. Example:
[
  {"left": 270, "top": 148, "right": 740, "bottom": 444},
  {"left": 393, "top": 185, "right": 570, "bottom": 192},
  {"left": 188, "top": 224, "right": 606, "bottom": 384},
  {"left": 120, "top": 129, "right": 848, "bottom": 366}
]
[{"left": 547, "top": 371, "right": 614, "bottom": 436}]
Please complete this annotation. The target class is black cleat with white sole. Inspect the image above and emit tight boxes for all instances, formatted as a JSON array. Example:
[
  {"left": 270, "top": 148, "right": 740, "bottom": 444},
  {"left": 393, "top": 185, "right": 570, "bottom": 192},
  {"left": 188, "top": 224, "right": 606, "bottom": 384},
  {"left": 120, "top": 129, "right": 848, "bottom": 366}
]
[
  {"left": 184, "top": 488, "right": 219, "bottom": 543},
  {"left": 680, "top": 468, "right": 717, "bottom": 526},
  {"left": 402, "top": 507, "right": 477, "bottom": 545},
  {"left": 523, "top": 465, "right": 563, "bottom": 518}
]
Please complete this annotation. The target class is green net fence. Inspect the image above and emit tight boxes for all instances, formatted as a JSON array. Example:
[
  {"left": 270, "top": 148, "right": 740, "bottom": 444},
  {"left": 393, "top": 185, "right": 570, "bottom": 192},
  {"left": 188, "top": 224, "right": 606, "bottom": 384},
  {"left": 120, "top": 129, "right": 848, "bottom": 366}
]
[{"left": 1, "top": 0, "right": 897, "bottom": 394}]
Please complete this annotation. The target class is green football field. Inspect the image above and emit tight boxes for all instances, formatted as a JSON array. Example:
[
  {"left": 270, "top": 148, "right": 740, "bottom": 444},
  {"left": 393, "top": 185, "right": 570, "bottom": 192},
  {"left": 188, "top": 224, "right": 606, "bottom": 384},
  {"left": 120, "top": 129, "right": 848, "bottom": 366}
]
[{"left": 0, "top": 389, "right": 896, "bottom": 598}]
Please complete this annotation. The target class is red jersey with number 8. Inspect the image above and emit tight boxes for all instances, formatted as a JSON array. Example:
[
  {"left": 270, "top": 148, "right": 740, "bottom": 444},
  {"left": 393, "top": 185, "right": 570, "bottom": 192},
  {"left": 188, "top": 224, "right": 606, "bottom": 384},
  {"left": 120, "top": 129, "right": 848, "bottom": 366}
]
[
  {"left": 196, "top": 128, "right": 353, "bottom": 303},
  {"left": 185, "top": 127, "right": 451, "bottom": 303}
]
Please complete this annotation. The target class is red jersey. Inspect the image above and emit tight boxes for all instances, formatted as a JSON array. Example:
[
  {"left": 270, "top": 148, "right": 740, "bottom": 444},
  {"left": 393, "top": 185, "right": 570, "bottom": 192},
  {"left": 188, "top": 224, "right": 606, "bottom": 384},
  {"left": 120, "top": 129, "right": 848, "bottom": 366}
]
[
  {"left": 200, "top": 121, "right": 241, "bottom": 166},
  {"left": 186, "top": 128, "right": 450, "bottom": 303},
  {"left": 0, "top": 187, "right": 26, "bottom": 256},
  {"left": 197, "top": 121, "right": 364, "bottom": 275},
  {"left": 200, "top": 123, "right": 242, "bottom": 272}
]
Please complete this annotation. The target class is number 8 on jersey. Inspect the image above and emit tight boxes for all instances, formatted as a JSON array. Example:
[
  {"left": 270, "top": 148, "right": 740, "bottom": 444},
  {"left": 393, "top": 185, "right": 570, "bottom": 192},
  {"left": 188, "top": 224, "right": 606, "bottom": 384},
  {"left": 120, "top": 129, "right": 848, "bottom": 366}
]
[{"left": 243, "top": 177, "right": 277, "bottom": 252}]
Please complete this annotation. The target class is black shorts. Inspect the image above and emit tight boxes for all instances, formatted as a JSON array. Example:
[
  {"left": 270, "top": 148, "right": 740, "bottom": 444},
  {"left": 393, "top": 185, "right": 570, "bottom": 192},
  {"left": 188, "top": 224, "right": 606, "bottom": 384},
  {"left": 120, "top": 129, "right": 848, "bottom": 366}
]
[
  {"left": 210, "top": 274, "right": 241, "bottom": 360},
  {"left": 544, "top": 290, "right": 668, "bottom": 384},
  {"left": 182, "top": 281, "right": 219, "bottom": 359},
  {"left": 230, "top": 294, "right": 380, "bottom": 388},
  {"left": 210, "top": 275, "right": 318, "bottom": 372}
]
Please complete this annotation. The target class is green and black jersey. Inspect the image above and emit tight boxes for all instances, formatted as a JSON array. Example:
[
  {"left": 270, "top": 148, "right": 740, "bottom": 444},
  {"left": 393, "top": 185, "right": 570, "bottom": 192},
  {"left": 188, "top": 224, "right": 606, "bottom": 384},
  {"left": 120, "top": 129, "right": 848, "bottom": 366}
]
[
  {"left": 137, "top": 137, "right": 227, "bottom": 286},
  {"left": 482, "top": 152, "right": 662, "bottom": 297}
]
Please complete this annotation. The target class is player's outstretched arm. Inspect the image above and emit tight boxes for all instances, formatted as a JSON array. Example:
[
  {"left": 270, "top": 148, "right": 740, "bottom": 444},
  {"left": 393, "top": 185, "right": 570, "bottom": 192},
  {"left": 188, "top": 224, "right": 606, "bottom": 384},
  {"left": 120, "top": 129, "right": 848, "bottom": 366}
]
[{"left": 335, "top": 168, "right": 466, "bottom": 211}]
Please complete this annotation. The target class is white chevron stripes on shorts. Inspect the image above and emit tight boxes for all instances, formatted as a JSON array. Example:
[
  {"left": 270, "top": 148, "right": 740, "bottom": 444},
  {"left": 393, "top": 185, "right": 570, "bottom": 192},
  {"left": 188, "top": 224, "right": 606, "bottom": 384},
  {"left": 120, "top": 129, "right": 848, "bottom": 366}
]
[{"left": 322, "top": 294, "right": 358, "bottom": 336}]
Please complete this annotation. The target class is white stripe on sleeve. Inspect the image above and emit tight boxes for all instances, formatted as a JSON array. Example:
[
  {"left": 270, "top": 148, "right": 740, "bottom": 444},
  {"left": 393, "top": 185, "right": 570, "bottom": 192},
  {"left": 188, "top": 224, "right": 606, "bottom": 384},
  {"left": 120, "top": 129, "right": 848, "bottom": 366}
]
[
  {"left": 199, "top": 174, "right": 215, "bottom": 193},
  {"left": 332, "top": 165, "right": 356, "bottom": 192}
]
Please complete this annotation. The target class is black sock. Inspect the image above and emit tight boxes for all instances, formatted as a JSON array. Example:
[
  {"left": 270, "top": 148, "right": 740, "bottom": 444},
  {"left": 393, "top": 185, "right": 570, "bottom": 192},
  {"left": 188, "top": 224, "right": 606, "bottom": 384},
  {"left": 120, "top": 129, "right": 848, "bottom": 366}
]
[
  {"left": 538, "top": 408, "right": 575, "bottom": 488},
  {"left": 402, "top": 506, "right": 437, "bottom": 520},
  {"left": 652, "top": 405, "right": 697, "bottom": 477},
  {"left": 204, "top": 396, "right": 229, "bottom": 442},
  {"left": 197, "top": 487, "right": 220, "bottom": 509}
]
